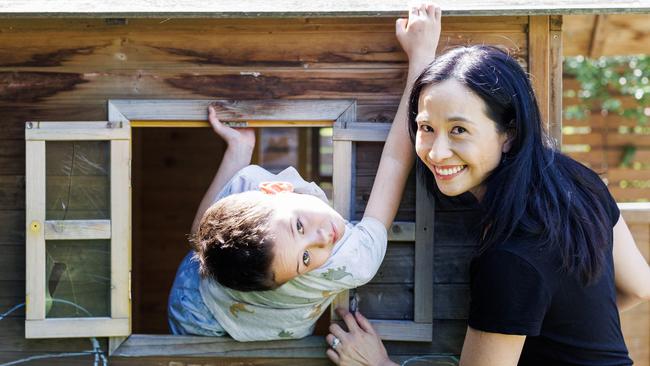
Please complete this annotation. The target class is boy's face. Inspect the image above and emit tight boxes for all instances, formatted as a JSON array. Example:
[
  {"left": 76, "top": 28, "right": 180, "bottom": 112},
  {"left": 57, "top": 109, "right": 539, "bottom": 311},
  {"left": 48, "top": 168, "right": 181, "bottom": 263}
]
[{"left": 259, "top": 182, "right": 346, "bottom": 285}]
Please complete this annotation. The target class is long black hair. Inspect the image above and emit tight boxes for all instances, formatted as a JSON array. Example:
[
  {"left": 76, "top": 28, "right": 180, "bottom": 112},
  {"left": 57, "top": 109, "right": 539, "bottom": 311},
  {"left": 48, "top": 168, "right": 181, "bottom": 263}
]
[{"left": 408, "top": 45, "right": 610, "bottom": 284}]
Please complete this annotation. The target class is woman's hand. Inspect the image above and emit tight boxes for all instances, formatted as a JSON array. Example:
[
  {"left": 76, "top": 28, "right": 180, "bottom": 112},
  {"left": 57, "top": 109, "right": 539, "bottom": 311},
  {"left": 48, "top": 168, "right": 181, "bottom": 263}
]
[
  {"left": 208, "top": 104, "right": 256, "bottom": 153},
  {"left": 396, "top": 2, "right": 441, "bottom": 66},
  {"left": 326, "top": 308, "right": 397, "bottom": 366}
]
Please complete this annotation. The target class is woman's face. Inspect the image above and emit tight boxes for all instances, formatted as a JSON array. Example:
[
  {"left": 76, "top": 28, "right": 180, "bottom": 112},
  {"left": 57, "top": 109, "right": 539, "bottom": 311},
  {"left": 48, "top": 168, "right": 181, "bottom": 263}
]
[{"left": 415, "top": 79, "right": 511, "bottom": 198}]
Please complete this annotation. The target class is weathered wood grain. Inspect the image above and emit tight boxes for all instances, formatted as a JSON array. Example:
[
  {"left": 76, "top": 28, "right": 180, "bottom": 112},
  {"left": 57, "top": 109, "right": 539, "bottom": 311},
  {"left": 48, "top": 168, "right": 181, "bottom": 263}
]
[
  {"left": 434, "top": 246, "right": 475, "bottom": 284},
  {"left": 564, "top": 14, "right": 650, "bottom": 56},
  {"left": 357, "top": 284, "right": 414, "bottom": 320},
  {"left": 0, "top": 1, "right": 647, "bottom": 17}
]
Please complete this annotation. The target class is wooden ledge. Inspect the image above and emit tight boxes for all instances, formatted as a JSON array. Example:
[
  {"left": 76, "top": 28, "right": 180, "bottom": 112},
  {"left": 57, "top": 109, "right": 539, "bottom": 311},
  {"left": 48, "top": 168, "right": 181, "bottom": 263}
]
[{"left": 111, "top": 334, "right": 329, "bottom": 358}]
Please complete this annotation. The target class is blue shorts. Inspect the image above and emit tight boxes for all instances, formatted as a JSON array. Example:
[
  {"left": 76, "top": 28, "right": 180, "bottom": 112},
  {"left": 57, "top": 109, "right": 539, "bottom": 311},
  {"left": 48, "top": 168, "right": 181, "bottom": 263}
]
[{"left": 167, "top": 251, "right": 226, "bottom": 336}]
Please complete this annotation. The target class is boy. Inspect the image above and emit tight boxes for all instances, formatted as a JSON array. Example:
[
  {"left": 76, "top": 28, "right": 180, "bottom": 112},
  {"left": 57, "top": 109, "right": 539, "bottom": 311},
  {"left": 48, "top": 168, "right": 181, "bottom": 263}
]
[{"left": 168, "top": 3, "right": 439, "bottom": 341}]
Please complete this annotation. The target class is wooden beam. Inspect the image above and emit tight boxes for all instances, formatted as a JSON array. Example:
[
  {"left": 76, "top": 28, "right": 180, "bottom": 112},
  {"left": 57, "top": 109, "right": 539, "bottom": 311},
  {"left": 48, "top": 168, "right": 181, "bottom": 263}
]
[
  {"left": 25, "top": 318, "right": 129, "bottom": 338},
  {"left": 24, "top": 121, "right": 130, "bottom": 141},
  {"left": 589, "top": 14, "right": 608, "bottom": 57},
  {"left": 1, "top": 1, "right": 649, "bottom": 18},
  {"left": 549, "top": 15, "right": 563, "bottom": 145},
  {"left": 25, "top": 140, "right": 46, "bottom": 322},
  {"left": 529, "top": 16, "right": 551, "bottom": 131},
  {"left": 370, "top": 320, "right": 432, "bottom": 342},
  {"left": 44, "top": 220, "right": 111, "bottom": 240},
  {"left": 331, "top": 139, "right": 354, "bottom": 319},
  {"left": 111, "top": 334, "right": 328, "bottom": 358},
  {"left": 130, "top": 120, "right": 334, "bottom": 128},
  {"left": 109, "top": 100, "right": 355, "bottom": 123},
  {"left": 619, "top": 203, "right": 650, "bottom": 224},
  {"left": 414, "top": 177, "right": 434, "bottom": 324}
]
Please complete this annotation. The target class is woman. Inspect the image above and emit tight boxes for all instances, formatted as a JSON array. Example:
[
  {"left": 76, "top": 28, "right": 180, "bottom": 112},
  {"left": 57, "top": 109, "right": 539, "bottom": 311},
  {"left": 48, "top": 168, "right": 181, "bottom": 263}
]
[{"left": 325, "top": 4, "right": 650, "bottom": 366}]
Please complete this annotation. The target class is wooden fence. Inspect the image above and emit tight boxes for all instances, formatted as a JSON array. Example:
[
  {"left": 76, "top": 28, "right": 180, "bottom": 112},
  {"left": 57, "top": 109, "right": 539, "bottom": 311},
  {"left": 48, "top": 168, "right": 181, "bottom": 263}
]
[{"left": 562, "top": 77, "right": 650, "bottom": 203}]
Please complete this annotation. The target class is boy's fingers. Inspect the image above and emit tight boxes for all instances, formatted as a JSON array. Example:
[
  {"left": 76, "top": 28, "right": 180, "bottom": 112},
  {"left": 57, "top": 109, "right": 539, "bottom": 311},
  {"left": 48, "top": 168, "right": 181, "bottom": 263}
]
[
  {"left": 435, "top": 5, "right": 441, "bottom": 20},
  {"left": 418, "top": 3, "right": 427, "bottom": 18},
  {"left": 425, "top": 3, "right": 433, "bottom": 17},
  {"left": 395, "top": 18, "right": 407, "bottom": 35},
  {"left": 326, "top": 349, "right": 341, "bottom": 365},
  {"left": 355, "top": 311, "right": 376, "bottom": 335}
]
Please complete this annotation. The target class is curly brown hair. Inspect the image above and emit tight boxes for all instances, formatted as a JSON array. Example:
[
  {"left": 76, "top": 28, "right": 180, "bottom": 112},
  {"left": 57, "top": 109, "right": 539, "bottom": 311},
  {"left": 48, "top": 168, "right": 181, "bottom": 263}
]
[{"left": 191, "top": 191, "right": 277, "bottom": 291}]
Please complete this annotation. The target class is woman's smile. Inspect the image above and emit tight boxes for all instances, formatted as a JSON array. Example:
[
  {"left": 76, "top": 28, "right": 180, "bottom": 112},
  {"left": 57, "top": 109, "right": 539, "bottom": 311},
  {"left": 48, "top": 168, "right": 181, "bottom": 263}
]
[{"left": 433, "top": 164, "right": 467, "bottom": 180}]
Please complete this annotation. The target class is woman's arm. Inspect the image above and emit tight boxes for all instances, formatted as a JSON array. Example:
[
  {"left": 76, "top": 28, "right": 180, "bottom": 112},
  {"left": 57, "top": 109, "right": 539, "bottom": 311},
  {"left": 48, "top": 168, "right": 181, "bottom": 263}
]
[
  {"left": 190, "top": 105, "right": 256, "bottom": 235},
  {"left": 363, "top": 2, "right": 441, "bottom": 229},
  {"left": 458, "top": 327, "right": 525, "bottom": 366},
  {"left": 612, "top": 214, "right": 650, "bottom": 311}
]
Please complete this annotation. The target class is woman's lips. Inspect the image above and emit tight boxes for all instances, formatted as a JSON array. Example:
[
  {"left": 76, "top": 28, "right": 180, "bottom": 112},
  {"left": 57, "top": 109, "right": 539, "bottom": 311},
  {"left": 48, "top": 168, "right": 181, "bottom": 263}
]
[{"left": 433, "top": 165, "right": 467, "bottom": 180}]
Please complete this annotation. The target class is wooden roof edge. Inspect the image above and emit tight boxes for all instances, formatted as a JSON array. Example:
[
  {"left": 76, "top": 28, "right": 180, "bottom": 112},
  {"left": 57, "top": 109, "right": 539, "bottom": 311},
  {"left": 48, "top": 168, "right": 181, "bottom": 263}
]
[{"left": 0, "top": 2, "right": 648, "bottom": 18}]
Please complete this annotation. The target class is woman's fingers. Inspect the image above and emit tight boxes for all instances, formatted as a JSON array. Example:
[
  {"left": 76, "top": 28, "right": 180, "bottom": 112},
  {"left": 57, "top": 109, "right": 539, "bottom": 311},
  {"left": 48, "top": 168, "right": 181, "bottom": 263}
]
[
  {"left": 326, "top": 348, "right": 341, "bottom": 364},
  {"left": 329, "top": 322, "right": 348, "bottom": 340},
  {"left": 354, "top": 311, "right": 377, "bottom": 335},
  {"left": 335, "top": 307, "right": 361, "bottom": 333}
]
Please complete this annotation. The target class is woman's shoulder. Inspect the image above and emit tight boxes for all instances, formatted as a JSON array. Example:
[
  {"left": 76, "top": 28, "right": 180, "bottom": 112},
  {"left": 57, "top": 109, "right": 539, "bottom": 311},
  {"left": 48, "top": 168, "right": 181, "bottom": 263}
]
[{"left": 555, "top": 153, "right": 620, "bottom": 225}]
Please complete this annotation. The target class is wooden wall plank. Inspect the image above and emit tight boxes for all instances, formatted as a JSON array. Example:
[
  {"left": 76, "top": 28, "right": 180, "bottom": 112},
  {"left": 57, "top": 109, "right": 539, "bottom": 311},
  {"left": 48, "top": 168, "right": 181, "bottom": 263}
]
[
  {"left": 529, "top": 16, "right": 551, "bottom": 130},
  {"left": 414, "top": 177, "right": 434, "bottom": 323}
]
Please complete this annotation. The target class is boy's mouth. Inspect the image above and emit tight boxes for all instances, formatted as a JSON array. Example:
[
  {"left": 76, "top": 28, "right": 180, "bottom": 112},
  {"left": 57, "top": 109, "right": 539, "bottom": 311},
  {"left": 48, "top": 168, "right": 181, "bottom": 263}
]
[{"left": 331, "top": 222, "right": 339, "bottom": 244}]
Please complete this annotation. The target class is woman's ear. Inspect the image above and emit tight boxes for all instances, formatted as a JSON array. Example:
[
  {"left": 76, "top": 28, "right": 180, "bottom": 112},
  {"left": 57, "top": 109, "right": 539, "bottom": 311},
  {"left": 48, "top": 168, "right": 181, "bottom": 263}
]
[
  {"left": 501, "top": 126, "right": 515, "bottom": 153},
  {"left": 259, "top": 181, "right": 294, "bottom": 194}
]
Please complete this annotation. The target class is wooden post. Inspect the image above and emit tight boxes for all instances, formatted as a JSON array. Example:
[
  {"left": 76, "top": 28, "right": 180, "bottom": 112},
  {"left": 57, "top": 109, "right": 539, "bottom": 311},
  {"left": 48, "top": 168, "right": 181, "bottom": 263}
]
[{"left": 529, "top": 16, "right": 551, "bottom": 133}]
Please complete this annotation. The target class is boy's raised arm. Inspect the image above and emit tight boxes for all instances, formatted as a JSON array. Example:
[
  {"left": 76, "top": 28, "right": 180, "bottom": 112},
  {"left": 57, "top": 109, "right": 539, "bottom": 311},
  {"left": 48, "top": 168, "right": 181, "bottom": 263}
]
[
  {"left": 363, "top": 3, "right": 441, "bottom": 229},
  {"left": 191, "top": 105, "right": 256, "bottom": 235}
]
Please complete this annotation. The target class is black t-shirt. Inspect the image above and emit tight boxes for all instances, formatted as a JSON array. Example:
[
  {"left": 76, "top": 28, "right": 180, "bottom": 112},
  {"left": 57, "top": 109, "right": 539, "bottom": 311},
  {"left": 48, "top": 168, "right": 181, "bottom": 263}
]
[{"left": 468, "top": 170, "right": 632, "bottom": 366}]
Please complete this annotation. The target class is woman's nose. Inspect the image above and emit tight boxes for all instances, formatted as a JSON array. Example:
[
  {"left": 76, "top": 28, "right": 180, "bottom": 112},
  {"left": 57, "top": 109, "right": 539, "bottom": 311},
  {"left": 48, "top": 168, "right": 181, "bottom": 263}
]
[{"left": 428, "top": 136, "right": 453, "bottom": 163}]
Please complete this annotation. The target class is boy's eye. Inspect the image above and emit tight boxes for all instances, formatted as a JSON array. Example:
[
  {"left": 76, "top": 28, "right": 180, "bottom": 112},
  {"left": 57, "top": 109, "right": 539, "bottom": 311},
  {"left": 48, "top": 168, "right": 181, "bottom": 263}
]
[
  {"left": 302, "top": 251, "right": 311, "bottom": 267},
  {"left": 451, "top": 126, "right": 467, "bottom": 134},
  {"left": 296, "top": 219, "right": 304, "bottom": 235}
]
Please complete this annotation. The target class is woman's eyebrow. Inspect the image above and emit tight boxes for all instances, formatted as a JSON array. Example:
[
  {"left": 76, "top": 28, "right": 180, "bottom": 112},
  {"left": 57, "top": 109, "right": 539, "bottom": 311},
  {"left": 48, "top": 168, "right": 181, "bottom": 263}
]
[{"left": 447, "top": 115, "right": 474, "bottom": 124}]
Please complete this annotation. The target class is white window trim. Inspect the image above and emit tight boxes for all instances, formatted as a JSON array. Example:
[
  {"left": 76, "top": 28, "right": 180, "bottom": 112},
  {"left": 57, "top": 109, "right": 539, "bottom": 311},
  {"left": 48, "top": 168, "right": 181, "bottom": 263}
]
[{"left": 25, "top": 121, "right": 131, "bottom": 339}]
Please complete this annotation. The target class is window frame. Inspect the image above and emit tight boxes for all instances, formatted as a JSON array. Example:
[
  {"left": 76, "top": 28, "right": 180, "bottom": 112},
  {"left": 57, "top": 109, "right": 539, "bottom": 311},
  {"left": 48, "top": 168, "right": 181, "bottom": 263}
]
[
  {"left": 24, "top": 121, "right": 131, "bottom": 338},
  {"left": 26, "top": 99, "right": 431, "bottom": 355},
  {"left": 331, "top": 122, "right": 434, "bottom": 342}
]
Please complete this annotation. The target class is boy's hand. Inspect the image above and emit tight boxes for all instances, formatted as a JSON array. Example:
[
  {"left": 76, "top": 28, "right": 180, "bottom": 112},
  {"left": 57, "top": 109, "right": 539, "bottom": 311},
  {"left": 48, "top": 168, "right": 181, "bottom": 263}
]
[
  {"left": 396, "top": 2, "right": 441, "bottom": 64},
  {"left": 208, "top": 104, "right": 256, "bottom": 152}
]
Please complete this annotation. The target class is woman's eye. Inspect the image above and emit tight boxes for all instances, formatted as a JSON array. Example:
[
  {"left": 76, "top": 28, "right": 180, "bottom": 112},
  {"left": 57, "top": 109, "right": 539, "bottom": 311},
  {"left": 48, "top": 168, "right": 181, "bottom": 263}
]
[
  {"left": 296, "top": 219, "right": 304, "bottom": 235},
  {"left": 302, "top": 251, "right": 311, "bottom": 266},
  {"left": 419, "top": 124, "right": 433, "bottom": 133},
  {"left": 451, "top": 126, "right": 467, "bottom": 134}
]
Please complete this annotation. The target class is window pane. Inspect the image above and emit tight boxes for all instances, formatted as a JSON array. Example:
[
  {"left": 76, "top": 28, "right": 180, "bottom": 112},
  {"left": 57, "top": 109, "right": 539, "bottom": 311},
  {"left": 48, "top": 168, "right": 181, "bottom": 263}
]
[
  {"left": 46, "top": 141, "right": 110, "bottom": 220},
  {"left": 319, "top": 127, "right": 333, "bottom": 176},
  {"left": 45, "top": 240, "right": 111, "bottom": 318},
  {"left": 258, "top": 128, "right": 299, "bottom": 174}
]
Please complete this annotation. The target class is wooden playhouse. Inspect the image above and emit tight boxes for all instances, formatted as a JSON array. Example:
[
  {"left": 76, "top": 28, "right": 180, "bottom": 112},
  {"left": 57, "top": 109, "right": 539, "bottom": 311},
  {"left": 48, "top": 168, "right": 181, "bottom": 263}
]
[{"left": 1, "top": 1, "right": 648, "bottom": 365}]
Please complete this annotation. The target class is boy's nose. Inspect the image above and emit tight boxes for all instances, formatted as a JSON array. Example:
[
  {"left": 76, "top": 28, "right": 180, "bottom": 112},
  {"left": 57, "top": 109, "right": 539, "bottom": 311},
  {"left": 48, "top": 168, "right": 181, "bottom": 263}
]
[{"left": 316, "top": 228, "right": 332, "bottom": 243}]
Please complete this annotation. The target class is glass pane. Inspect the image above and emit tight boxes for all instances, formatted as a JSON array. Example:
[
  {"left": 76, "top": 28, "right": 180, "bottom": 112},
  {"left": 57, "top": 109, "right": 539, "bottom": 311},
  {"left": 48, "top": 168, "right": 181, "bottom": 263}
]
[
  {"left": 45, "top": 240, "right": 111, "bottom": 318},
  {"left": 319, "top": 127, "right": 333, "bottom": 176},
  {"left": 258, "top": 128, "right": 299, "bottom": 174},
  {"left": 46, "top": 141, "right": 110, "bottom": 220}
]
